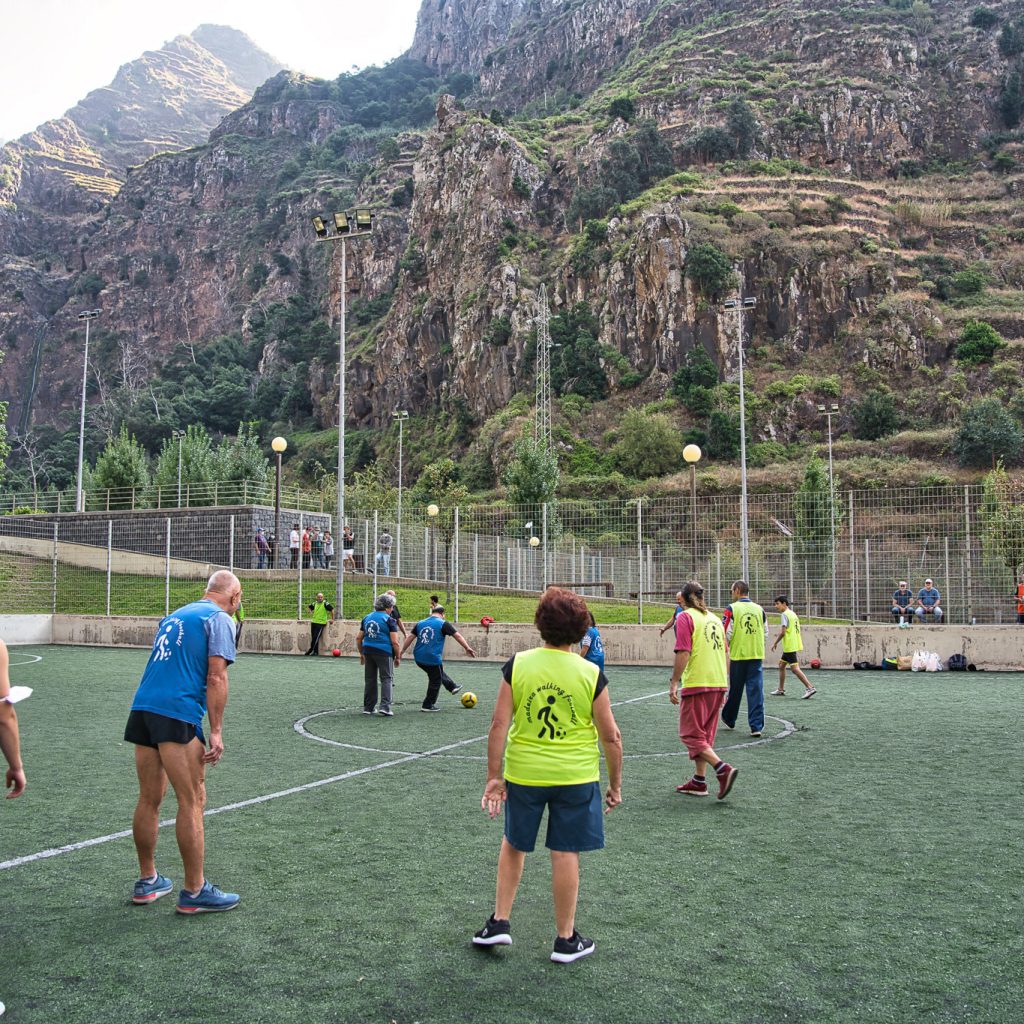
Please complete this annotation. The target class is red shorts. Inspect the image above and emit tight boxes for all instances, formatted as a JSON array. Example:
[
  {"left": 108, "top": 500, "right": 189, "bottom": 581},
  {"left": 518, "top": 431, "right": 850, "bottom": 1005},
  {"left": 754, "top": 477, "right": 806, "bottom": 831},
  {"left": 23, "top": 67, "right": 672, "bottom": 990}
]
[{"left": 678, "top": 689, "right": 726, "bottom": 760}]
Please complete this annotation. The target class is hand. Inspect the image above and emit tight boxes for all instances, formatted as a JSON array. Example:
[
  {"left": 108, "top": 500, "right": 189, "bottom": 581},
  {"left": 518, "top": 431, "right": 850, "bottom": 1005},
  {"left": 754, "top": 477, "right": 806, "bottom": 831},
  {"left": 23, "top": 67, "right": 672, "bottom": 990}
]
[
  {"left": 5, "top": 766, "right": 26, "bottom": 798},
  {"left": 467, "top": 647, "right": 476, "bottom": 658},
  {"left": 669, "top": 685, "right": 680, "bottom": 706},
  {"left": 481, "top": 778, "right": 506, "bottom": 819},
  {"left": 358, "top": 655, "right": 365, "bottom": 665},
  {"left": 394, "top": 655, "right": 401, "bottom": 667},
  {"left": 203, "top": 731, "right": 225, "bottom": 765},
  {"left": 604, "top": 787, "right": 621, "bottom": 813}
]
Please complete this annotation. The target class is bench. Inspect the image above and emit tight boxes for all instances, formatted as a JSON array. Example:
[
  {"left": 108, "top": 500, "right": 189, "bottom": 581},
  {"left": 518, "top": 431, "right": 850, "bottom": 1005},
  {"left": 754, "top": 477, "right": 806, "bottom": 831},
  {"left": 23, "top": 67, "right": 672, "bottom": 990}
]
[{"left": 549, "top": 581, "right": 615, "bottom": 597}]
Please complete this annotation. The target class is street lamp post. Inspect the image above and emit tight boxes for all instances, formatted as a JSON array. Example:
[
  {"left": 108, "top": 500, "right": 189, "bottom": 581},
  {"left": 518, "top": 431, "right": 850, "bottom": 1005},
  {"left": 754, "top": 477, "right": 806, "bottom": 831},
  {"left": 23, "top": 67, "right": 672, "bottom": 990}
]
[
  {"left": 394, "top": 410, "right": 408, "bottom": 577},
  {"left": 818, "top": 403, "right": 840, "bottom": 616},
  {"left": 75, "top": 309, "right": 102, "bottom": 512},
  {"left": 312, "top": 209, "right": 375, "bottom": 621},
  {"left": 721, "top": 295, "right": 757, "bottom": 579},
  {"left": 683, "top": 443, "right": 702, "bottom": 575},
  {"left": 272, "top": 436, "right": 287, "bottom": 569}
]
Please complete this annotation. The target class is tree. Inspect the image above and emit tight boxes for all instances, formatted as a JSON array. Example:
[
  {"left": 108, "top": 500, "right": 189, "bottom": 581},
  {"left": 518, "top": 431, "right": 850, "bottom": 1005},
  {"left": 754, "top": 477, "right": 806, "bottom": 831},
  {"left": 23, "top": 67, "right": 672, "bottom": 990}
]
[
  {"left": 706, "top": 410, "right": 741, "bottom": 460},
  {"left": 852, "top": 389, "right": 900, "bottom": 440},
  {"left": 349, "top": 459, "right": 398, "bottom": 516},
  {"left": 152, "top": 424, "right": 216, "bottom": 504},
  {"left": 503, "top": 433, "right": 559, "bottom": 506},
  {"left": 91, "top": 427, "right": 150, "bottom": 507},
  {"left": 979, "top": 464, "right": 1024, "bottom": 579},
  {"left": 550, "top": 303, "right": 608, "bottom": 400},
  {"left": 726, "top": 97, "right": 758, "bottom": 158},
  {"left": 954, "top": 398, "right": 1023, "bottom": 468},
  {"left": 969, "top": 6, "right": 999, "bottom": 30},
  {"left": 607, "top": 96, "right": 636, "bottom": 121},
  {"left": 955, "top": 319, "right": 1005, "bottom": 366},
  {"left": 686, "top": 242, "right": 736, "bottom": 297},
  {"left": 611, "top": 409, "right": 685, "bottom": 479},
  {"left": 794, "top": 456, "right": 838, "bottom": 580},
  {"left": 410, "top": 457, "right": 469, "bottom": 602},
  {"left": 212, "top": 424, "right": 270, "bottom": 502},
  {"left": 670, "top": 347, "right": 719, "bottom": 401}
]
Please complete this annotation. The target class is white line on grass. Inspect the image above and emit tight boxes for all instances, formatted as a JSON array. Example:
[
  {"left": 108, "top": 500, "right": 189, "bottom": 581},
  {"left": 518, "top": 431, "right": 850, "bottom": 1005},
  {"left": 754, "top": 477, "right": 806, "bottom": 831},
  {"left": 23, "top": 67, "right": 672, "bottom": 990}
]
[{"left": 8, "top": 654, "right": 43, "bottom": 667}]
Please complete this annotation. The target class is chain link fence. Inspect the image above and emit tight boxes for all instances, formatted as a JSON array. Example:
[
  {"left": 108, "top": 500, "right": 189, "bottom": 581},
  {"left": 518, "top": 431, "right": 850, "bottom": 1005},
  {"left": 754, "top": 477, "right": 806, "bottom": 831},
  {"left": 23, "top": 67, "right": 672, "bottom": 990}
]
[{"left": 1, "top": 483, "right": 1021, "bottom": 624}]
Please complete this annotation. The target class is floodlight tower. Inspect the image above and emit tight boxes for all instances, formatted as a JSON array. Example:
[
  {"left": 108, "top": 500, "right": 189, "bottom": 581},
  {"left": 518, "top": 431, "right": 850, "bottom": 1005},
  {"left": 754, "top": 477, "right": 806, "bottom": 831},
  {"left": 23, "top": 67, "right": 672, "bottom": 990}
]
[{"left": 311, "top": 209, "right": 375, "bottom": 619}]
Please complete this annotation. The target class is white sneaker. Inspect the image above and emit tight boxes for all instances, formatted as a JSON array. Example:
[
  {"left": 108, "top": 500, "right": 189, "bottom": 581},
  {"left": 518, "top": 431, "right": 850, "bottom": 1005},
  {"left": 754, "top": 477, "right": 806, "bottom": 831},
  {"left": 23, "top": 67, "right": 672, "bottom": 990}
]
[
  {"left": 802, "top": 687, "right": 817, "bottom": 699},
  {"left": 769, "top": 688, "right": 786, "bottom": 696}
]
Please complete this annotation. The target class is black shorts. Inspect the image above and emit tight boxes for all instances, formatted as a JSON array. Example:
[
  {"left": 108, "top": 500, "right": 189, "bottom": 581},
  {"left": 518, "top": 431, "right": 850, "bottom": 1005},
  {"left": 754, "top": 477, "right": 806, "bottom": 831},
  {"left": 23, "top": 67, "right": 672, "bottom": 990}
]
[
  {"left": 124, "top": 710, "right": 205, "bottom": 748},
  {"left": 780, "top": 651, "right": 799, "bottom": 665}
]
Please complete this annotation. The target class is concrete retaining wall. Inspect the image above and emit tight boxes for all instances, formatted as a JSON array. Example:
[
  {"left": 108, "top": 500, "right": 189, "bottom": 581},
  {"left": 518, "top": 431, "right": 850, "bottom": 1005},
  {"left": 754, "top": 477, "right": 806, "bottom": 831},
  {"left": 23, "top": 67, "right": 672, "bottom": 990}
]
[
  {"left": 48, "top": 616, "right": 1024, "bottom": 671},
  {"left": 0, "top": 615, "right": 53, "bottom": 645}
]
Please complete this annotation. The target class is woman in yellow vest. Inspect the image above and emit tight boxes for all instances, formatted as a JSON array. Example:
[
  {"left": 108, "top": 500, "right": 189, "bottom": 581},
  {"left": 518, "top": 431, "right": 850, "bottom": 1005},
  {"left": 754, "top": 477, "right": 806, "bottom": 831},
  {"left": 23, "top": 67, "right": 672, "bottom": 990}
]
[
  {"left": 669, "top": 581, "right": 739, "bottom": 799},
  {"left": 474, "top": 587, "right": 623, "bottom": 963}
]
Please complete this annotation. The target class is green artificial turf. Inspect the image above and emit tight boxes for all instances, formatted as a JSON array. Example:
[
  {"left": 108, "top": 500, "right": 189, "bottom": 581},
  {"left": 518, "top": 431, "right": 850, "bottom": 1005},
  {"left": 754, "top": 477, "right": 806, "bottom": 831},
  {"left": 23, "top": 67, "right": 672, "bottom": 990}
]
[{"left": 1, "top": 647, "right": 1020, "bottom": 1023}]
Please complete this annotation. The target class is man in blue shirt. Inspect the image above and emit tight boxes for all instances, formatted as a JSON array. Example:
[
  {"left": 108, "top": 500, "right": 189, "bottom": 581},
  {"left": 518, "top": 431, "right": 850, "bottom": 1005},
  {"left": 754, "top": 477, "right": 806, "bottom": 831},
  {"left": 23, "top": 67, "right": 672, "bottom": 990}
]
[
  {"left": 915, "top": 578, "right": 944, "bottom": 622},
  {"left": 891, "top": 581, "right": 914, "bottom": 624},
  {"left": 401, "top": 605, "right": 476, "bottom": 711},
  {"left": 123, "top": 570, "right": 242, "bottom": 914},
  {"left": 357, "top": 593, "right": 402, "bottom": 715}
]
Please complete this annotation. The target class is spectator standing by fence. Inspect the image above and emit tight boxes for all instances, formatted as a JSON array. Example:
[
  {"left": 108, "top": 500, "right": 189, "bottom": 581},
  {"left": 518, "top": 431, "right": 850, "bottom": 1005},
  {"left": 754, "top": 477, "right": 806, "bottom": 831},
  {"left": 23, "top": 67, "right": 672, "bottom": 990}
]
[
  {"left": 254, "top": 528, "right": 270, "bottom": 570},
  {"left": 891, "top": 581, "right": 914, "bottom": 624},
  {"left": 301, "top": 527, "right": 312, "bottom": 569},
  {"left": 289, "top": 524, "right": 300, "bottom": 570},
  {"left": 323, "top": 530, "right": 334, "bottom": 570},
  {"left": 342, "top": 526, "right": 356, "bottom": 573},
  {"left": 310, "top": 528, "right": 323, "bottom": 569},
  {"left": 915, "top": 579, "right": 943, "bottom": 623},
  {"left": 377, "top": 529, "right": 393, "bottom": 575}
]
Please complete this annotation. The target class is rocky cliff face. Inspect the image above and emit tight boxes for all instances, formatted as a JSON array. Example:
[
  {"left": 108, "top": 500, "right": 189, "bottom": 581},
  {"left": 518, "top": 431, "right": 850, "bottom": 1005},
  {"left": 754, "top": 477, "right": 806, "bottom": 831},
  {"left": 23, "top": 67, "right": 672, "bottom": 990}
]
[{"left": 3, "top": 0, "right": 1023, "bottom": 485}]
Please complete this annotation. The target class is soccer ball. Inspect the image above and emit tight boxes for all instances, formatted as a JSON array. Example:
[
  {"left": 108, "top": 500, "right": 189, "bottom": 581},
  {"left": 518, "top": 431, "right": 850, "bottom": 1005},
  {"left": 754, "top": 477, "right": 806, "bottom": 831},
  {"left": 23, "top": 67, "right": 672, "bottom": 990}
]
[
  {"left": 809, "top": 658, "right": 821, "bottom": 669},
  {"left": 332, "top": 648, "right": 341, "bottom": 657},
  {"left": 460, "top": 691, "right": 478, "bottom": 709}
]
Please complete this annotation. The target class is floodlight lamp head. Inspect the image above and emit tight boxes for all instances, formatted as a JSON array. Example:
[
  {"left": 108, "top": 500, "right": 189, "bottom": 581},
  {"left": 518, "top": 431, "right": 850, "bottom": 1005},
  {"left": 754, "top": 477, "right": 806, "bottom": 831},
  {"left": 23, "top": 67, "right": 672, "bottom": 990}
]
[
  {"left": 271, "top": 436, "right": 288, "bottom": 453},
  {"left": 830, "top": 403, "right": 840, "bottom": 412},
  {"left": 354, "top": 208, "right": 373, "bottom": 232},
  {"left": 311, "top": 216, "right": 328, "bottom": 238},
  {"left": 333, "top": 212, "right": 350, "bottom": 234},
  {"left": 817, "top": 404, "right": 826, "bottom": 413},
  {"left": 722, "top": 299, "right": 738, "bottom": 310},
  {"left": 394, "top": 409, "right": 409, "bottom": 419},
  {"left": 742, "top": 297, "right": 757, "bottom": 308}
]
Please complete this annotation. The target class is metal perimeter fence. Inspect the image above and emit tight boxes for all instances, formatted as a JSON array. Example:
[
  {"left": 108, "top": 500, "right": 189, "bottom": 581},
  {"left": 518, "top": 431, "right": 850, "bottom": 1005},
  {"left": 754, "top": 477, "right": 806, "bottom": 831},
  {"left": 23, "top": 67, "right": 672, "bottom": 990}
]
[{"left": 0, "top": 483, "right": 1021, "bottom": 625}]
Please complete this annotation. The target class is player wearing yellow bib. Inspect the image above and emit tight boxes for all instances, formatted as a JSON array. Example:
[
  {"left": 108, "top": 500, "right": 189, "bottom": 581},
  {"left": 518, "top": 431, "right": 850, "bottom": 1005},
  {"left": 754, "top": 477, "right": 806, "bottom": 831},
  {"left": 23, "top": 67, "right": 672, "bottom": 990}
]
[
  {"left": 769, "top": 596, "right": 816, "bottom": 698},
  {"left": 475, "top": 588, "right": 623, "bottom": 963},
  {"left": 668, "top": 581, "right": 739, "bottom": 800},
  {"left": 720, "top": 580, "right": 767, "bottom": 738}
]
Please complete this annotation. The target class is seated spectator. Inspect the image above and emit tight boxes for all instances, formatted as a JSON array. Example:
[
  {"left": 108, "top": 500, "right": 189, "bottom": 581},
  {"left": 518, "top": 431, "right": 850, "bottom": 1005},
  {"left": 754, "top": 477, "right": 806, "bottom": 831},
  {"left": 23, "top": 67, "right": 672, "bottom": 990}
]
[
  {"left": 915, "top": 578, "right": 944, "bottom": 622},
  {"left": 890, "top": 581, "right": 914, "bottom": 623}
]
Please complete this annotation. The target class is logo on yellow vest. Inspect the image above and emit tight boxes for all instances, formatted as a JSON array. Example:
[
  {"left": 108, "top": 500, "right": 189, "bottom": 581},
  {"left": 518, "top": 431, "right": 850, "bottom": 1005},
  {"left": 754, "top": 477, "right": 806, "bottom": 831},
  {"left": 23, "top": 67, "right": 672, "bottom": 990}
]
[{"left": 523, "top": 682, "right": 578, "bottom": 740}]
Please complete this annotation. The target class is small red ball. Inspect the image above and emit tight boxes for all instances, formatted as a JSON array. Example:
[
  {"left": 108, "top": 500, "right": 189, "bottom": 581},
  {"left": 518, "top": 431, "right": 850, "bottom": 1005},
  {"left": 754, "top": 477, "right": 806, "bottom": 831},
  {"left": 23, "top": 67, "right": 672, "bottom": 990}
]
[{"left": 332, "top": 648, "right": 341, "bottom": 657}]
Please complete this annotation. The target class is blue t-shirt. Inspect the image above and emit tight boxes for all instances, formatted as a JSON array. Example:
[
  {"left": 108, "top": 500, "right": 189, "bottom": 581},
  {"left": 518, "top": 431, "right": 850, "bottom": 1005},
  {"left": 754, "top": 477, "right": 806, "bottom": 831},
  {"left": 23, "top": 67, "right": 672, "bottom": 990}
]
[
  {"left": 412, "top": 615, "right": 457, "bottom": 666},
  {"left": 892, "top": 589, "right": 913, "bottom": 608},
  {"left": 360, "top": 611, "right": 397, "bottom": 654},
  {"left": 918, "top": 587, "right": 941, "bottom": 607},
  {"left": 131, "top": 599, "right": 236, "bottom": 726},
  {"left": 581, "top": 626, "right": 605, "bottom": 672}
]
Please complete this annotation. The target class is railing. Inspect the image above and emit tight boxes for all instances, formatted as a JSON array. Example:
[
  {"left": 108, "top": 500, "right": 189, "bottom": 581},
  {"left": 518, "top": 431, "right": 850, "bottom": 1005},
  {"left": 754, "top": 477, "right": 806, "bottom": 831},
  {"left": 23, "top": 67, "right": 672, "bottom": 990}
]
[{"left": 0, "top": 479, "right": 330, "bottom": 515}]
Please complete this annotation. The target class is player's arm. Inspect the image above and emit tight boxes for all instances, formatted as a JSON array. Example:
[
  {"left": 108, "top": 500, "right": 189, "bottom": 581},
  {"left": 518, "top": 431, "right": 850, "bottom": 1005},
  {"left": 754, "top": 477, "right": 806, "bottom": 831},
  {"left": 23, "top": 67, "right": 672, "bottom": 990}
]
[
  {"left": 592, "top": 687, "right": 622, "bottom": 812},
  {"left": 659, "top": 611, "right": 675, "bottom": 635},
  {"left": 400, "top": 631, "right": 416, "bottom": 656},
  {"left": 355, "top": 630, "right": 366, "bottom": 664},
  {"left": 204, "top": 655, "right": 230, "bottom": 765},
  {"left": 669, "top": 650, "right": 689, "bottom": 704},
  {"left": 452, "top": 631, "right": 475, "bottom": 657},
  {"left": 0, "top": 641, "right": 26, "bottom": 798},
  {"left": 390, "top": 628, "right": 401, "bottom": 664},
  {"left": 578, "top": 635, "right": 591, "bottom": 659},
  {"left": 482, "top": 679, "right": 513, "bottom": 818}
]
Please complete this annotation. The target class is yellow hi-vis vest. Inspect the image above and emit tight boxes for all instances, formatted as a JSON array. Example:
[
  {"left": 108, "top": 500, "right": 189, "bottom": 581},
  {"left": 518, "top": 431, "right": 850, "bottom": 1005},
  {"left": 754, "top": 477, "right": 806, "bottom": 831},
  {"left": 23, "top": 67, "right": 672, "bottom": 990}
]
[
  {"left": 682, "top": 609, "right": 728, "bottom": 689},
  {"left": 504, "top": 647, "right": 601, "bottom": 787},
  {"left": 782, "top": 610, "right": 803, "bottom": 653},
  {"left": 728, "top": 600, "right": 765, "bottom": 661}
]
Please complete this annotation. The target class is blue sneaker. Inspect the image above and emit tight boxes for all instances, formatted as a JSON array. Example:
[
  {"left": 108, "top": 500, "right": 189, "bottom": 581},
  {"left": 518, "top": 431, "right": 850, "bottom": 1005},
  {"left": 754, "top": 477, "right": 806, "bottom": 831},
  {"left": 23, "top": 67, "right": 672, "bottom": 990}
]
[
  {"left": 175, "top": 881, "right": 240, "bottom": 915},
  {"left": 132, "top": 873, "right": 173, "bottom": 904}
]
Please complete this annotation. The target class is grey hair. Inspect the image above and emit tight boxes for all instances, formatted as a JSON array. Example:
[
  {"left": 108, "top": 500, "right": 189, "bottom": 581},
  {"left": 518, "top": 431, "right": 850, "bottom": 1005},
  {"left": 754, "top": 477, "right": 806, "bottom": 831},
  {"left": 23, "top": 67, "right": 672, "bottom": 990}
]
[
  {"left": 374, "top": 594, "right": 395, "bottom": 612},
  {"left": 206, "top": 569, "right": 240, "bottom": 595}
]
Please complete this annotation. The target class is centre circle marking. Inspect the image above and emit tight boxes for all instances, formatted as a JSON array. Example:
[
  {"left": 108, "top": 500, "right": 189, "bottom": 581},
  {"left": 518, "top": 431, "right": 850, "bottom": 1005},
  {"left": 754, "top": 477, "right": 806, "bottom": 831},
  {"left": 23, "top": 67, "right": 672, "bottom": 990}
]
[{"left": 295, "top": 700, "right": 798, "bottom": 761}]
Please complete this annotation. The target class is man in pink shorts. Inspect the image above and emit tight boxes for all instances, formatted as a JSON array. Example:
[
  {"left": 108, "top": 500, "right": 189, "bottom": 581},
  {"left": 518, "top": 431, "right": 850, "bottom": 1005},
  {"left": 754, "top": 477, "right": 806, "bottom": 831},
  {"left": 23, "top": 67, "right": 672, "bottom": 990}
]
[{"left": 668, "top": 581, "right": 738, "bottom": 800}]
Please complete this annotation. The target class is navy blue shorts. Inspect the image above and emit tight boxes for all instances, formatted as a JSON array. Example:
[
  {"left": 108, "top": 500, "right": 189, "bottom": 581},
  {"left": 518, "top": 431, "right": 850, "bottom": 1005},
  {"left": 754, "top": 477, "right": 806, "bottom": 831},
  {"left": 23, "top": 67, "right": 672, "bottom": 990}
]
[
  {"left": 504, "top": 780, "right": 605, "bottom": 853},
  {"left": 124, "top": 710, "right": 206, "bottom": 748}
]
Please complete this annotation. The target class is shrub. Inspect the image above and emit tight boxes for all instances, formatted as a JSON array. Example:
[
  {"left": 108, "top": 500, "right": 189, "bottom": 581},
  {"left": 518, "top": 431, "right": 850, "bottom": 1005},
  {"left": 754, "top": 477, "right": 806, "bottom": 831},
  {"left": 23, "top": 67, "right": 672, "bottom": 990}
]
[
  {"left": 748, "top": 440, "right": 788, "bottom": 467},
  {"left": 607, "top": 96, "right": 636, "bottom": 121},
  {"left": 956, "top": 320, "right": 1006, "bottom": 365},
  {"left": 611, "top": 409, "right": 685, "bottom": 479},
  {"left": 685, "top": 242, "right": 735, "bottom": 296},
  {"left": 949, "top": 268, "right": 987, "bottom": 296},
  {"left": 998, "top": 20, "right": 1024, "bottom": 58},
  {"left": 969, "top": 6, "right": 999, "bottom": 30},
  {"left": 954, "top": 398, "right": 1023, "bottom": 467},
  {"left": 852, "top": 389, "right": 901, "bottom": 440}
]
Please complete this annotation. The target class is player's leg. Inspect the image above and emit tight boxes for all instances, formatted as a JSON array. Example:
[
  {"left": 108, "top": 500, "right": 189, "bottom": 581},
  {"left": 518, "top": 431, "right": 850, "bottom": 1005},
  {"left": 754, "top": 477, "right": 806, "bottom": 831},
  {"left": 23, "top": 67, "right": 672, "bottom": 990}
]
[
  {"left": 746, "top": 661, "right": 765, "bottom": 734},
  {"left": 792, "top": 660, "right": 813, "bottom": 691},
  {"left": 721, "top": 660, "right": 743, "bottom": 729},
  {"left": 550, "top": 851, "right": 580, "bottom": 939},
  {"left": 495, "top": 838, "right": 527, "bottom": 919},
  {"left": 132, "top": 743, "right": 168, "bottom": 881},
  {"left": 440, "top": 663, "right": 461, "bottom": 694},
  {"left": 421, "top": 663, "right": 443, "bottom": 709},
  {"left": 158, "top": 738, "right": 207, "bottom": 894},
  {"left": 363, "top": 654, "right": 379, "bottom": 713},
  {"left": 377, "top": 654, "right": 394, "bottom": 714},
  {"left": 771, "top": 659, "right": 787, "bottom": 694}
]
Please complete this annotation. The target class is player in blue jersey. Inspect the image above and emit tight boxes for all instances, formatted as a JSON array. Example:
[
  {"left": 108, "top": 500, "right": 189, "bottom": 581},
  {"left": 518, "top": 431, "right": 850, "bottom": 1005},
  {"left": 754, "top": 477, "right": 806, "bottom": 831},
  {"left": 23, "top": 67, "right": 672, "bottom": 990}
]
[
  {"left": 579, "top": 613, "right": 605, "bottom": 673},
  {"left": 123, "top": 570, "right": 242, "bottom": 914},
  {"left": 401, "top": 605, "right": 476, "bottom": 711},
  {"left": 357, "top": 593, "right": 402, "bottom": 715}
]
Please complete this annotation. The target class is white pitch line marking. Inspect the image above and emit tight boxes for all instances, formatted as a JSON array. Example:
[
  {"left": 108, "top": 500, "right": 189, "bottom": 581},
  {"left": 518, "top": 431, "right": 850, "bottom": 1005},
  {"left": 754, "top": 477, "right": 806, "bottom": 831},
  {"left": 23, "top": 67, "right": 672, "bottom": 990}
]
[{"left": 8, "top": 654, "right": 43, "bottom": 667}]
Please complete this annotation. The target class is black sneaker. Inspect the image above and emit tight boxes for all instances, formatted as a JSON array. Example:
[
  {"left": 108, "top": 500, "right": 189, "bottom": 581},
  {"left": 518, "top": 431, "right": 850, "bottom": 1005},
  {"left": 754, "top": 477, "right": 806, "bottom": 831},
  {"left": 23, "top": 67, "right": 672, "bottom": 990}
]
[
  {"left": 420, "top": 705, "right": 441, "bottom": 713},
  {"left": 550, "top": 930, "right": 595, "bottom": 963},
  {"left": 472, "top": 915, "right": 512, "bottom": 947}
]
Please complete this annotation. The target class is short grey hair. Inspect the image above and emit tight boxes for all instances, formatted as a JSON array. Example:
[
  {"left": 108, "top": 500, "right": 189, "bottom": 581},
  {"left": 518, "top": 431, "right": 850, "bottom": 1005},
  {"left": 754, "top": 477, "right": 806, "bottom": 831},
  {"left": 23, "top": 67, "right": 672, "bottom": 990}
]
[
  {"left": 374, "top": 594, "right": 395, "bottom": 612},
  {"left": 206, "top": 569, "right": 240, "bottom": 595}
]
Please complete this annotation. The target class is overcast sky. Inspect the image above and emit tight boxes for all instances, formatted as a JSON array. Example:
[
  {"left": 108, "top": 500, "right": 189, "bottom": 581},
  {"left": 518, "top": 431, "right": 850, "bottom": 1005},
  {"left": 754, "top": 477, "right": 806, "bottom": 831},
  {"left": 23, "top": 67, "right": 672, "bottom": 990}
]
[{"left": 0, "top": 0, "right": 424, "bottom": 142}]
